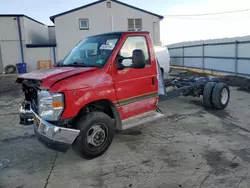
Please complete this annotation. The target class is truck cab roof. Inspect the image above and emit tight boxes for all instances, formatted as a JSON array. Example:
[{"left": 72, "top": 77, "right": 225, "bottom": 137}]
[{"left": 88, "top": 31, "right": 150, "bottom": 37}]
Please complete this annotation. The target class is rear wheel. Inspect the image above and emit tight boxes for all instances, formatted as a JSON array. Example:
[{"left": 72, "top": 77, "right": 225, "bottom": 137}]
[
  {"left": 212, "top": 83, "right": 230, "bottom": 110},
  {"left": 203, "top": 82, "right": 217, "bottom": 108},
  {"left": 72, "top": 112, "right": 115, "bottom": 159}
]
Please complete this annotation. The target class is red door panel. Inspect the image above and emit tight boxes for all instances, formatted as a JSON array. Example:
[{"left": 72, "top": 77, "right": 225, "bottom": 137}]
[{"left": 112, "top": 35, "right": 158, "bottom": 120}]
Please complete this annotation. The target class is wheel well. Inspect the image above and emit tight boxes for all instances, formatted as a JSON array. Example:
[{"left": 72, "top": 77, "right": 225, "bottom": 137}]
[{"left": 75, "top": 99, "right": 122, "bottom": 130}]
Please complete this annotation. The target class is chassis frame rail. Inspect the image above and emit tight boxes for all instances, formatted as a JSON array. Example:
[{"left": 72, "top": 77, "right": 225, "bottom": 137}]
[{"left": 159, "top": 75, "right": 218, "bottom": 101}]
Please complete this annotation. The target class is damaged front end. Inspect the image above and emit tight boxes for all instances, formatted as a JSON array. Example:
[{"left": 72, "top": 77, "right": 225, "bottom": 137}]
[
  {"left": 16, "top": 78, "right": 80, "bottom": 152},
  {"left": 17, "top": 79, "right": 41, "bottom": 125},
  {"left": 20, "top": 101, "right": 34, "bottom": 125}
]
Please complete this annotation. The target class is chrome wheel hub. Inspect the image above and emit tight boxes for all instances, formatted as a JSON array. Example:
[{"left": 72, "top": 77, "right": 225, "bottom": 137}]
[
  {"left": 87, "top": 125, "right": 106, "bottom": 147},
  {"left": 221, "top": 88, "right": 228, "bottom": 105}
]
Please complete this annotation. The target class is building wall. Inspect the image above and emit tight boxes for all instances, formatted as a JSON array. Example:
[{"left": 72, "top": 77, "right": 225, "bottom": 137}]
[
  {"left": 0, "top": 16, "right": 56, "bottom": 73},
  {"left": 25, "top": 47, "right": 55, "bottom": 71},
  {"left": 0, "top": 40, "right": 55, "bottom": 72},
  {"left": 111, "top": 1, "right": 161, "bottom": 44},
  {"left": 0, "top": 41, "right": 23, "bottom": 70},
  {"left": 22, "top": 19, "right": 56, "bottom": 72},
  {"left": 54, "top": 0, "right": 161, "bottom": 59},
  {"left": 23, "top": 17, "right": 50, "bottom": 44},
  {"left": 0, "top": 16, "right": 25, "bottom": 41},
  {"left": 48, "top": 26, "right": 56, "bottom": 44},
  {"left": 0, "top": 16, "right": 25, "bottom": 72}
]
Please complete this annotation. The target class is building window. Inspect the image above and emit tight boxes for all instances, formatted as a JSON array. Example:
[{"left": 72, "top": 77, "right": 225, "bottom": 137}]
[
  {"left": 127, "top": 19, "right": 142, "bottom": 31},
  {"left": 79, "top": 18, "right": 89, "bottom": 30},
  {"left": 107, "top": 1, "right": 111, "bottom": 8}
]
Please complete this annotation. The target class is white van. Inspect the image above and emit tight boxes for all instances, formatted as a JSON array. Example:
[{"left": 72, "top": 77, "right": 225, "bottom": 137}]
[{"left": 154, "top": 46, "right": 170, "bottom": 75}]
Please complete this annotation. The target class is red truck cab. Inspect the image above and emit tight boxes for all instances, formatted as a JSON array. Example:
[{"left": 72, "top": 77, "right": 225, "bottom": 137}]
[{"left": 17, "top": 31, "right": 164, "bottom": 159}]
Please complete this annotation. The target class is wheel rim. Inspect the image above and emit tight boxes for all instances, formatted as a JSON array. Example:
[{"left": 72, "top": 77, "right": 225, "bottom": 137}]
[
  {"left": 86, "top": 124, "right": 107, "bottom": 147},
  {"left": 221, "top": 88, "right": 228, "bottom": 105}
]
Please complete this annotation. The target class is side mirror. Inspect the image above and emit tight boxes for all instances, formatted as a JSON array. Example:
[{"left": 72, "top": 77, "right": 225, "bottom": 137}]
[
  {"left": 116, "top": 49, "right": 146, "bottom": 70},
  {"left": 116, "top": 55, "right": 132, "bottom": 70},
  {"left": 116, "top": 56, "right": 126, "bottom": 70},
  {"left": 131, "top": 49, "right": 146, "bottom": 69}
]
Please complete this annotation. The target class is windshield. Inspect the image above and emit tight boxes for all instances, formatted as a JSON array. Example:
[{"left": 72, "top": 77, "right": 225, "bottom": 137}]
[{"left": 60, "top": 34, "right": 120, "bottom": 67}]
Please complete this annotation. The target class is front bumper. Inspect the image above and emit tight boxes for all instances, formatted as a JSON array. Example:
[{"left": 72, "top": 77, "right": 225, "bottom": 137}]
[
  {"left": 32, "top": 111, "right": 80, "bottom": 152},
  {"left": 20, "top": 102, "right": 80, "bottom": 152}
]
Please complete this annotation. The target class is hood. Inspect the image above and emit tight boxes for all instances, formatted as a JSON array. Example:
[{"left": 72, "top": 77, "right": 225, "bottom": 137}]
[{"left": 17, "top": 67, "right": 97, "bottom": 88}]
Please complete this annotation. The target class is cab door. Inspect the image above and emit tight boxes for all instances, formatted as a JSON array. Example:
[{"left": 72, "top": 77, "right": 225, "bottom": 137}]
[{"left": 113, "top": 35, "right": 158, "bottom": 120}]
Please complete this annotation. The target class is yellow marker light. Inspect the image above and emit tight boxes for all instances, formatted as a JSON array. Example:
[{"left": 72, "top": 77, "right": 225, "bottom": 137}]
[{"left": 52, "top": 101, "right": 63, "bottom": 108}]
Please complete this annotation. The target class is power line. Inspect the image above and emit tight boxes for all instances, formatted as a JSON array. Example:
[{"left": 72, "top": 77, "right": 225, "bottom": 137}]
[
  {"left": 164, "top": 8, "right": 250, "bottom": 17},
  {"left": 167, "top": 16, "right": 250, "bottom": 20}
]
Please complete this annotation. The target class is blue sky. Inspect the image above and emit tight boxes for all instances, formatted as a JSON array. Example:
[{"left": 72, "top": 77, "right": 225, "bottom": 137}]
[
  {"left": 0, "top": 0, "right": 199, "bottom": 24},
  {"left": 1, "top": 0, "right": 249, "bottom": 44}
]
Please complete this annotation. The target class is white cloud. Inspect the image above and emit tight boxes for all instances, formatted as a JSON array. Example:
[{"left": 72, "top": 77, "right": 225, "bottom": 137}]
[{"left": 161, "top": 0, "right": 250, "bottom": 44}]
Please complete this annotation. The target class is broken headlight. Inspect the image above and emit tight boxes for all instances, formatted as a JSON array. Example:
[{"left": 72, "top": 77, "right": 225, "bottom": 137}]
[{"left": 38, "top": 90, "right": 64, "bottom": 121}]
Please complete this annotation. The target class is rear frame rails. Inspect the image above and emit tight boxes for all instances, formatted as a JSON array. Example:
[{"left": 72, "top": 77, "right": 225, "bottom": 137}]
[{"left": 159, "top": 75, "right": 230, "bottom": 110}]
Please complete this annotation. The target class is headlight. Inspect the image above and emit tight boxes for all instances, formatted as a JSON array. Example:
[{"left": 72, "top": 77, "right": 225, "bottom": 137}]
[{"left": 38, "top": 90, "right": 64, "bottom": 121}]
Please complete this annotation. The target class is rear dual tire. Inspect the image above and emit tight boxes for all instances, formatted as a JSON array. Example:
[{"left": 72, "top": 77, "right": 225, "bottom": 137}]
[
  {"left": 203, "top": 82, "right": 230, "bottom": 110},
  {"left": 212, "top": 83, "right": 230, "bottom": 109},
  {"left": 203, "top": 82, "right": 217, "bottom": 108}
]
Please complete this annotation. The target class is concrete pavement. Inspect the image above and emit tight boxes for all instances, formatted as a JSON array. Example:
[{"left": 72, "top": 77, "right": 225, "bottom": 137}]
[{"left": 0, "top": 76, "right": 250, "bottom": 188}]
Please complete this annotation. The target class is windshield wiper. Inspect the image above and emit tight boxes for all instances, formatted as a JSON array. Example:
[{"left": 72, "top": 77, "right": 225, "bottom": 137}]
[{"left": 71, "top": 62, "right": 87, "bottom": 67}]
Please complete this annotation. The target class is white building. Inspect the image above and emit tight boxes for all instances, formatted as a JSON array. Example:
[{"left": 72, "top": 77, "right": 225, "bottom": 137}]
[
  {"left": 0, "top": 15, "right": 56, "bottom": 73},
  {"left": 50, "top": 0, "right": 164, "bottom": 60},
  {"left": 0, "top": 0, "right": 163, "bottom": 73}
]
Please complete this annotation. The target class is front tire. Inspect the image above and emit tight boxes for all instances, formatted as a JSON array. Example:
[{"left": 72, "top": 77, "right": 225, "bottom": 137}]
[{"left": 72, "top": 112, "right": 115, "bottom": 159}]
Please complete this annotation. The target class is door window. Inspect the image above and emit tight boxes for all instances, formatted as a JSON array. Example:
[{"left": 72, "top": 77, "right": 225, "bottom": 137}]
[{"left": 119, "top": 36, "right": 150, "bottom": 67}]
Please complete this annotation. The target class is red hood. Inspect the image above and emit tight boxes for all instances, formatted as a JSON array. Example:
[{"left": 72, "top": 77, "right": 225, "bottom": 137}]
[{"left": 17, "top": 67, "right": 97, "bottom": 88}]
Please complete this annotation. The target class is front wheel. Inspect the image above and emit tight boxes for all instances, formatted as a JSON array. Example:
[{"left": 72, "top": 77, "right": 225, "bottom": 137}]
[{"left": 72, "top": 112, "right": 115, "bottom": 159}]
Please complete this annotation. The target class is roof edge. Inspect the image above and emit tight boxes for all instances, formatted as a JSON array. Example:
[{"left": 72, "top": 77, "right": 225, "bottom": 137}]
[
  {"left": 50, "top": 0, "right": 106, "bottom": 23},
  {"left": 112, "top": 0, "right": 164, "bottom": 19},
  {"left": 50, "top": 0, "right": 164, "bottom": 23},
  {"left": 0, "top": 14, "right": 47, "bottom": 26}
]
